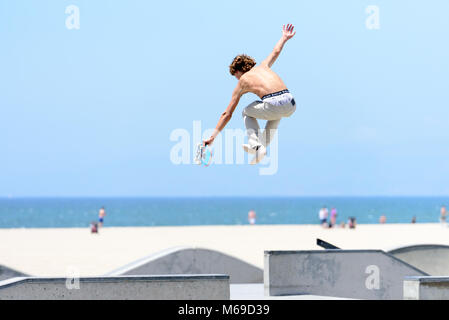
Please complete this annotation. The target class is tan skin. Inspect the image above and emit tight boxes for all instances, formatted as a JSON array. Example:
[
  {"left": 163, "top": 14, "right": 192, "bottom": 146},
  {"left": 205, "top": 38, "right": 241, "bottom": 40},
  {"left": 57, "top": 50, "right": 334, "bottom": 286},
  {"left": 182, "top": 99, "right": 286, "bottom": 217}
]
[
  {"left": 99, "top": 207, "right": 106, "bottom": 227},
  {"left": 204, "top": 24, "right": 296, "bottom": 146}
]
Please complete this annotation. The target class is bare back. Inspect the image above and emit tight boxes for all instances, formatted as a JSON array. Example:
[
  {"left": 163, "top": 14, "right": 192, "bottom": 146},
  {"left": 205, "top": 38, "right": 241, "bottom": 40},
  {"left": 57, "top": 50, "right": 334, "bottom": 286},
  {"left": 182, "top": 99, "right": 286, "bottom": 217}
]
[{"left": 239, "top": 65, "right": 288, "bottom": 99}]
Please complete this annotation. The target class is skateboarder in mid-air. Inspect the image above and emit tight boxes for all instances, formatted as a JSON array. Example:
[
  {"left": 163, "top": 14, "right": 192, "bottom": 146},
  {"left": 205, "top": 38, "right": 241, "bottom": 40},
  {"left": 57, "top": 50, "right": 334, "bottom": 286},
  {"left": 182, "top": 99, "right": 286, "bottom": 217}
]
[{"left": 203, "top": 24, "right": 297, "bottom": 165}]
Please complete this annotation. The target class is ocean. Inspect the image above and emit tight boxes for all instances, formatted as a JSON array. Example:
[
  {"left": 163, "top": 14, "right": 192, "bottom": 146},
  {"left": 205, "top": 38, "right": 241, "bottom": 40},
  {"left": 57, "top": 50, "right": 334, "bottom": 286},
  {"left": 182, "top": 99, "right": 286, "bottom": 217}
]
[{"left": 0, "top": 197, "right": 446, "bottom": 228}]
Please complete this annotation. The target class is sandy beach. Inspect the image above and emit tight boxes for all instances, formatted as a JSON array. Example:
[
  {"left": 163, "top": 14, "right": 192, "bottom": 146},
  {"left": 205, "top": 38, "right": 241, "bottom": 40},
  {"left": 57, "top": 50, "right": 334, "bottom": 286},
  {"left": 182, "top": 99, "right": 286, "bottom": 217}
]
[{"left": 1, "top": 223, "right": 449, "bottom": 277}]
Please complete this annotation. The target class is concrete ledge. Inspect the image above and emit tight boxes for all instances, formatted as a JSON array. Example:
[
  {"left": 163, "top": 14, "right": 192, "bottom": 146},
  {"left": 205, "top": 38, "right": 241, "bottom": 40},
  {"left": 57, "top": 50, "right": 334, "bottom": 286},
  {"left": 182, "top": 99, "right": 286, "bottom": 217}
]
[
  {"left": 404, "top": 276, "right": 449, "bottom": 300},
  {"left": 265, "top": 250, "right": 427, "bottom": 300},
  {"left": 0, "top": 275, "right": 230, "bottom": 300}
]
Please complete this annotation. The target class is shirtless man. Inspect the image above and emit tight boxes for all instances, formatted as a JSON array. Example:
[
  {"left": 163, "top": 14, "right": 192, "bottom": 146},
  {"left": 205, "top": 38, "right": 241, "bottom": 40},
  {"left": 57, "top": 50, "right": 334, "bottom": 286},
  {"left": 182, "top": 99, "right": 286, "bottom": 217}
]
[
  {"left": 203, "top": 24, "right": 297, "bottom": 164},
  {"left": 98, "top": 206, "right": 106, "bottom": 227}
]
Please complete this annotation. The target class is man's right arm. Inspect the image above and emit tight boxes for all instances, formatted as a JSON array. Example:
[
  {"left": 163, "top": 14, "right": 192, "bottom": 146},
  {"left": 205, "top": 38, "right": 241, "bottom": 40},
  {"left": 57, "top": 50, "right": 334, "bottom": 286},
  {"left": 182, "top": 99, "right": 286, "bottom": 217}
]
[{"left": 261, "top": 24, "right": 296, "bottom": 68}]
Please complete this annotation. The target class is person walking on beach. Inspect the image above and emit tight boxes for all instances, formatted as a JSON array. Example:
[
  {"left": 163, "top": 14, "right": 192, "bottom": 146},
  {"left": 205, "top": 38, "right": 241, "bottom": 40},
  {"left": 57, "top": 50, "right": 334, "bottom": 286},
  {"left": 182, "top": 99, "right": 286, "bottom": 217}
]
[
  {"left": 440, "top": 205, "right": 447, "bottom": 224},
  {"left": 203, "top": 24, "right": 297, "bottom": 164},
  {"left": 319, "top": 206, "right": 328, "bottom": 227},
  {"left": 248, "top": 210, "right": 256, "bottom": 225},
  {"left": 330, "top": 207, "right": 337, "bottom": 228},
  {"left": 98, "top": 206, "right": 106, "bottom": 227}
]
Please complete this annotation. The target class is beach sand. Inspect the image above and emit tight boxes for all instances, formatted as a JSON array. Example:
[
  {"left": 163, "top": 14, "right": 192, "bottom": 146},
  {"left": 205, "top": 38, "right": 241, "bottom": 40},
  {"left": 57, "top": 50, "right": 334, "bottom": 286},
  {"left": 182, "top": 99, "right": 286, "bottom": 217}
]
[{"left": 1, "top": 223, "right": 449, "bottom": 277}]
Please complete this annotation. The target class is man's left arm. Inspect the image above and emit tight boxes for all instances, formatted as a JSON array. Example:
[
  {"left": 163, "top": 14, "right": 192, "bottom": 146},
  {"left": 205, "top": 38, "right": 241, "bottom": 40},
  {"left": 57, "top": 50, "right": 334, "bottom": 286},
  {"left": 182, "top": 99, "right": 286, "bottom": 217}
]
[{"left": 204, "top": 83, "right": 243, "bottom": 145}]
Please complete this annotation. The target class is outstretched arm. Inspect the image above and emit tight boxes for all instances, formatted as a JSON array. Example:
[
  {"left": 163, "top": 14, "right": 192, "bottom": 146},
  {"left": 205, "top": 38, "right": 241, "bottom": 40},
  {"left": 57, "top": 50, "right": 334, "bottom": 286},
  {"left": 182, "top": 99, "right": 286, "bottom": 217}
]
[
  {"left": 203, "top": 82, "right": 244, "bottom": 146},
  {"left": 261, "top": 24, "right": 296, "bottom": 68}
]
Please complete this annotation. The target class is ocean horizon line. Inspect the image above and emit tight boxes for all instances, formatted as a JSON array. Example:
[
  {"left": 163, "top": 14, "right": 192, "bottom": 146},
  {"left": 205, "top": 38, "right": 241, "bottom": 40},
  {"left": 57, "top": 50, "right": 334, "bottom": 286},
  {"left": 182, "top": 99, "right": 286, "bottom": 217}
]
[{"left": 1, "top": 195, "right": 448, "bottom": 199}]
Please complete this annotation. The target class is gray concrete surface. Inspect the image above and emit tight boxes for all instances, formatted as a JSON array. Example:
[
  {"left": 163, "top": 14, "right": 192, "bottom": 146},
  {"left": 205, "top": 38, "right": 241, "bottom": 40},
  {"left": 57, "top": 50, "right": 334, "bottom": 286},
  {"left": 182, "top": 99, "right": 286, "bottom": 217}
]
[
  {"left": 230, "top": 283, "right": 353, "bottom": 300},
  {"left": 107, "top": 246, "right": 263, "bottom": 284},
  {"left": 0, "top": 265, "right": 27, "bottom": 281},
  {"left": 0, "top": 275, "right": 230, "bottom": 300},
  {"left": 265, "top": 250, "right": 427, "bottom": 300},
  {"left": 388, "top": 244, "right": 449, "bottom": 276},
  {"left": 404, "top": 276, "right": 449, "bottom": 300}
]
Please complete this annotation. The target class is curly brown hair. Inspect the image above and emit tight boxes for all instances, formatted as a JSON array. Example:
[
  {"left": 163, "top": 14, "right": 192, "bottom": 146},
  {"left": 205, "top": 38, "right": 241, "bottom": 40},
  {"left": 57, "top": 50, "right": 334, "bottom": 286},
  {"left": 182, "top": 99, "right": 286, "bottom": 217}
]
[{"left": 229, "top": 54, "right": 256, "bottom": 75}]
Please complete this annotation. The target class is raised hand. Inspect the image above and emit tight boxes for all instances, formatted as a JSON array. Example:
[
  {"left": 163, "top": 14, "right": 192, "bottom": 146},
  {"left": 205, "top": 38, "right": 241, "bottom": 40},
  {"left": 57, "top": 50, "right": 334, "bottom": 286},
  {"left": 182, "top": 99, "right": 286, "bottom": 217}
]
[{"left": 282, "top": 23, "right": 296, "bottom": 40}]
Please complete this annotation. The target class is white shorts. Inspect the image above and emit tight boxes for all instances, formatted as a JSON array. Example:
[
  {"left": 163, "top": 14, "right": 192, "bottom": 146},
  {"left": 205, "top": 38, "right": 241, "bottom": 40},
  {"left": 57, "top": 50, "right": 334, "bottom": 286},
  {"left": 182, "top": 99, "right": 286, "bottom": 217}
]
[{"left": 242, "top": 89, "right": 296, "bottom": 120}]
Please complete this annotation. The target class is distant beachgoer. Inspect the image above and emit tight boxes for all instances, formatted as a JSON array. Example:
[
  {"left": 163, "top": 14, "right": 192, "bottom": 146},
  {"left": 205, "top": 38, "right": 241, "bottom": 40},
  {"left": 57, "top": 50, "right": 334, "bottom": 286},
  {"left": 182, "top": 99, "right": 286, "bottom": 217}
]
[
  {"left": 319, "top": 206, "right": 328, "bottom": 227},
  {"left": 379, "top": 215, "right": 386, "bottom": 224},
  {"left": 411, "top": 216, "right": 416, "bottom": 224},
  {"left": 248, "top": 210, "right": 256, "bottom": 225},
  {"left": 90, "top": 221, "right": 98, "bottom": 234},
  {"left": 348, "top": 217, "right": 356, "bottom": 229},
  {"left": 440, "top": 205, "right": 447, "bottom": 224},
  {"left": 98, "top": 206, "right": 106, "bottom": 227},
  {"left": 330, "top": 208, "right": 337, "bottom": 227},
  {"left": 339, "top": 221, "right": 346, "bottom": 228}
]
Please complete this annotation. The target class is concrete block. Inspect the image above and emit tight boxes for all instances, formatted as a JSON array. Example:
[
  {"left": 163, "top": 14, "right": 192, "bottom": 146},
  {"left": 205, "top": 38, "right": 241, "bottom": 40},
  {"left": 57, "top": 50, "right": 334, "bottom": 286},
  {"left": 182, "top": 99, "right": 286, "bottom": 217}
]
[
  {"left": 264, "top": 250, "right": 427, "bottom": 300},
  {"left": 0, "top": 274, "right": 230, "bottom": 300},
  {"left": 404, "top": 276, "right": 449, "bottom": 300}
]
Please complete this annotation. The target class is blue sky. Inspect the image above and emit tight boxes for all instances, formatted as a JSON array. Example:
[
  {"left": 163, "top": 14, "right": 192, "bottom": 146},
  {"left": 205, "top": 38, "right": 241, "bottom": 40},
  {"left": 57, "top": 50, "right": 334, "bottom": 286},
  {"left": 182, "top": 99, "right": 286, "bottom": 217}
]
[{"left": 1, "top": 0, "right": 448, "bottom": 197}]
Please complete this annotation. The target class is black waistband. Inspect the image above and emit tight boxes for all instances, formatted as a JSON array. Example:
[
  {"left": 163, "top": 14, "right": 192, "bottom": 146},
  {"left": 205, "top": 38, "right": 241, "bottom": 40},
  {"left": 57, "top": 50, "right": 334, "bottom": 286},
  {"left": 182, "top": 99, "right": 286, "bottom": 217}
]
[{"left": 262, "top": 89, "right": 290, "bottom": 100}]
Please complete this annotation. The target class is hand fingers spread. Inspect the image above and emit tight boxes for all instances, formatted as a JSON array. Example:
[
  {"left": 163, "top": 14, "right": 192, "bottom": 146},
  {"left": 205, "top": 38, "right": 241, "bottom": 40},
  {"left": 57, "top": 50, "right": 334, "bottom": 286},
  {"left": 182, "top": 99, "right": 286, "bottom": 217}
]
[{"left": 284, "top": 23, "right": 295, "bottom": 34}]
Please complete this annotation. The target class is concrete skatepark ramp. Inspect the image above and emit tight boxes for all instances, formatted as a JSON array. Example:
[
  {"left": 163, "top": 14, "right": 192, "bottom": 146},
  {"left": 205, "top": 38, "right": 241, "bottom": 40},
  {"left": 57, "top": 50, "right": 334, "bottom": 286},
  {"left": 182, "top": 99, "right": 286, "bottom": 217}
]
[
  {"left": 107, "top": 246, "right": 263, "bottom": 284},
  {"left": 0, "top": 275, "right": 230, "bottom": 300},
  {"left": 0, "top": 265, "right": 28, "bottom": 282},
  {"left": 264, "top": 250, "right": 428, "bottom": 300},
  {"left": 388, "top": 244, "right": 449, "bottom": 276}
]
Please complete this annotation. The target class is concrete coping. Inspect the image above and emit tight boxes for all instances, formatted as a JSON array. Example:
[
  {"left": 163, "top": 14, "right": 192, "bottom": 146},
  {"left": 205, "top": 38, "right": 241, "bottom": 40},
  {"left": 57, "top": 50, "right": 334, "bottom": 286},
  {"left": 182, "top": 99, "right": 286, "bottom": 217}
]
[
  {"left": 387, "top": 243, "right": 449, "bottom": 253},
  {"left": 404, "top": 276, "right": 449, "bottom": 283},
  {"left": 0, "top": 274, "right": 229, "bottom": 289},
  {"left": 265, "top": 249, "right": 385, "bottom": 255},
  {"left": 106, "top": 246, "right": 192, "bottom": 275},
  {"left": 106, "top": 246, "right": 262, "bottom": 281}
]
